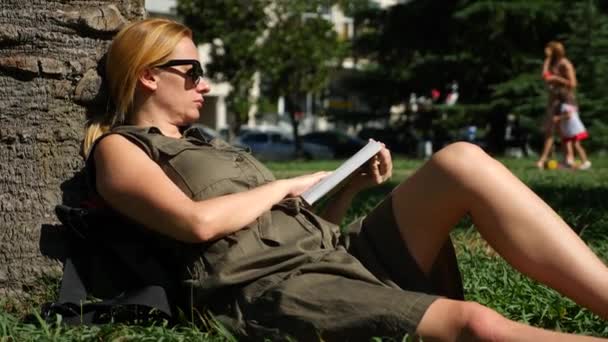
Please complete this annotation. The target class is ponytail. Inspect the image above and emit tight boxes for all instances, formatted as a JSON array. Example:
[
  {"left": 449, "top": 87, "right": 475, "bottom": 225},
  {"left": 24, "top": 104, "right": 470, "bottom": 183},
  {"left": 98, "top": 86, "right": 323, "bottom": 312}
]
[{"left": 81, "top": 118, "right": 111, "bottom": 159}]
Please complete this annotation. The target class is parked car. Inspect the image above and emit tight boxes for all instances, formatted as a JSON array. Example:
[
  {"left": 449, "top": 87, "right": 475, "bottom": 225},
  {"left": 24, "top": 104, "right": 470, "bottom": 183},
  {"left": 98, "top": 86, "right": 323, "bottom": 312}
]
[
  {"left": 301, "top": 131, "right": 366, "bottom": 158},
  {"left": 358, "top": 127, "right": 418, "bottom": 156},
  {"left": 236, "top": 131, "right": 334, "bottom": 161}
]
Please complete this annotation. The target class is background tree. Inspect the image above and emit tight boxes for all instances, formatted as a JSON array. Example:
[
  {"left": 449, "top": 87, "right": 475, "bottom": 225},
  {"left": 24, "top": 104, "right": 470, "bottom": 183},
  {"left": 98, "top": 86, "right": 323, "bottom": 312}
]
[
  {"left": 338, "top": 0, "right": 379, "bottom": 17},
  {"left": 0, "top": 1, "right": 143, "bottom": 299},
  {"left": 178, "top": 0, "right": 271, "bottom": 134},
  {"left": 351, "top": 0, "right": 564, "bottom": 152},
  {"left": 451, "top": 0, "right": 562, "bottom": 153},
  {"left": 261, "top": 1, "right": 348, "bottom": 152},
  {"left": 562, "top": 0, "right": 608, "bottom": 151},
  {"left": 350, "top": 0, "right": 608, "bottom": 155}
]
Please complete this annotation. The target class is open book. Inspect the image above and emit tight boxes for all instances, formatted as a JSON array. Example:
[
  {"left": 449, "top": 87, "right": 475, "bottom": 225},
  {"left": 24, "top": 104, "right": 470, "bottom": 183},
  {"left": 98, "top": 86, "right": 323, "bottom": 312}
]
[{"left": 301, "top": 140, "right": 383, "bottom": 206}]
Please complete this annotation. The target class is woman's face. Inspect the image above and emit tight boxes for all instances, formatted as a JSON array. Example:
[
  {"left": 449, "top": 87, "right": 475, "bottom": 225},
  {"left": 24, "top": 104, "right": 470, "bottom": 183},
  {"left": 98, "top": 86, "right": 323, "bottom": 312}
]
[{"left": 153, "top": 37, "right": 210, "bottom": 126}]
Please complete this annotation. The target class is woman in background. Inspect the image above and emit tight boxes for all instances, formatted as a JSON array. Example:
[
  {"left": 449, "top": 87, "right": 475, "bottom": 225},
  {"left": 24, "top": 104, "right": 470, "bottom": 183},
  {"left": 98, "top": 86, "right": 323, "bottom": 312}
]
[{"left": 536, "top": 41, "right": 579, "bottom": 169}]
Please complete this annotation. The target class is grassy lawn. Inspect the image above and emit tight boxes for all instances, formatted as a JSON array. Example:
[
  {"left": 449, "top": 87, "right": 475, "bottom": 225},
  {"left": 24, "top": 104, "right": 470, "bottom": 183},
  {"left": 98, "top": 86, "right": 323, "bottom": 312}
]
[{"left": 2, "top": 156, "right": 607, "bottom": 340}]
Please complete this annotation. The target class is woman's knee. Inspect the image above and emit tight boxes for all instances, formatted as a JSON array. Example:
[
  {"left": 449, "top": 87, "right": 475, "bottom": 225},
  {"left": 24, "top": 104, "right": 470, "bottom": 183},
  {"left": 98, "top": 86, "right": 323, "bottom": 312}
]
[{"left": 430, "top": 142, "right": 489, "bottom": 177}]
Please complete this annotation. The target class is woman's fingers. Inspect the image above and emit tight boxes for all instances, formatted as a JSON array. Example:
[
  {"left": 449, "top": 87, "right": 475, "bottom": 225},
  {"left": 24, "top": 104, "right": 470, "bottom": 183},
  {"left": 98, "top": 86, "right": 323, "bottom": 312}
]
[
  {"left": 370, "top": 156, "right": 382, "bottom": 184},
  {"left": 286, "top": 171, "right": 331, "bottom": 197},
  {"left": 370, "top": 145, "right": 392, "bottom": 183},
  {"left": 378, "top": 146, "right": 393, "bottom": 181},
  {"left": 366, "top": 147, "right": 392, "bottom": 185}
]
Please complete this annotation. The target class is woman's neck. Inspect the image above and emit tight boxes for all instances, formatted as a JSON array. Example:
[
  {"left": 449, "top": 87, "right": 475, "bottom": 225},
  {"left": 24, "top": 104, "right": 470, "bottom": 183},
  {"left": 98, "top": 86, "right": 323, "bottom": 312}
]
[
  {"left": 131, "top": 110, "right": 183, "bottom": 138},
  {"left": 131, "top": 91, "right": 184, "bottom": 138}
]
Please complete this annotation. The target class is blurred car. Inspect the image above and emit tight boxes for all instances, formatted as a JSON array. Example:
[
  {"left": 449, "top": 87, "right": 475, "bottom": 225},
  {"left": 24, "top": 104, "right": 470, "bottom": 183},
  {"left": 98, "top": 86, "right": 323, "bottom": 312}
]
[
  {"left": 301, "top": 131, "right": 366, "bottom": 158},
  {"left": 358, "top": 127, "right": 418, "bottom": 156},
  {"left": 236, "top": 131, "right": 334, "bottom": 161}
]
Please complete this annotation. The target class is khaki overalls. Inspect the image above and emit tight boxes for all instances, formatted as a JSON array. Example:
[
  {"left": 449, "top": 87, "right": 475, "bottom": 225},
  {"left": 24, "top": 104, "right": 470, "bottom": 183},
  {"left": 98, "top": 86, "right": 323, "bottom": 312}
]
[{"left": 91, "top": 125, "right": 463, "bottom": 341}]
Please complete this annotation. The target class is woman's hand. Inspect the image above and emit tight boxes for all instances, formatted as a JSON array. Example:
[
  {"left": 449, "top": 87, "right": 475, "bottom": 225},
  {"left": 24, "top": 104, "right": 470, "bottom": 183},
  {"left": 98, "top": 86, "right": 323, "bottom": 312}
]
[
  {"left": 284, "top": 171, "right": 332, "bottom": 198},
  {"left": 318, "top": 144, "right": 391, "bottom": 225},
  {"left": 344, "top": 143, "right": 393, "bottom": 195}
]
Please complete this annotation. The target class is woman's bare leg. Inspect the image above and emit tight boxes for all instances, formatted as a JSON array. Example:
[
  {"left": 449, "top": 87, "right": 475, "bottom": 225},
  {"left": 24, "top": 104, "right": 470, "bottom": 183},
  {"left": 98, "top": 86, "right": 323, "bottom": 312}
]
[
  {"left": 537, "top": 115, "right": 557, "bottom": 168},
  {"left": 537, "top": 134, "right": 554, "bottom": 168},
  {"left": 391, "top": 142, "right": 608, "bottom": 319},
  {"left": 417, "top": 298, "right": 607, "bottom": 341}
]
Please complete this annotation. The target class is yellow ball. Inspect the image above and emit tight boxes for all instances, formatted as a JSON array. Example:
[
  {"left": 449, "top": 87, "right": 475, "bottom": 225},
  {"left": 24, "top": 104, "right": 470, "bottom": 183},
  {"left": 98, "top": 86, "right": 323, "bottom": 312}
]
[{"left": 547, "top": 160, "right": 558, "bottom": 170}]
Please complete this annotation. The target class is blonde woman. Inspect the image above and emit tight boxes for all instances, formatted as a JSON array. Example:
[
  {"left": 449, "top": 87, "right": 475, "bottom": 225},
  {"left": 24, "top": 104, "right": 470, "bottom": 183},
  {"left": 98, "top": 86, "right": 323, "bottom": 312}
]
[{"left": 82, "top": 19, "right": 608, "bottom": 341}]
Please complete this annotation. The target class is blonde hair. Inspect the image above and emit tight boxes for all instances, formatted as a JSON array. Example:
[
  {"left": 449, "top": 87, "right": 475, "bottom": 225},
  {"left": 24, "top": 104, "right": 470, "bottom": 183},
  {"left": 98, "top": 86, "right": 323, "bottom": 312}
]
[
  {"left": 546, "top": 41, "right": 566, "bottom": 60},
  {"left": 82, "top": 18, "right": 192, "bottom": 158}
]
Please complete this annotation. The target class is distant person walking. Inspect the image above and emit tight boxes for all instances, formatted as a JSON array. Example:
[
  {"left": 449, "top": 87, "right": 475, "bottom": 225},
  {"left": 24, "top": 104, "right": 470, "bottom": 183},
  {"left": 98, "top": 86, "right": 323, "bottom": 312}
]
[{"left": 536, "top": 41, "right": 578, "bottom": 169}]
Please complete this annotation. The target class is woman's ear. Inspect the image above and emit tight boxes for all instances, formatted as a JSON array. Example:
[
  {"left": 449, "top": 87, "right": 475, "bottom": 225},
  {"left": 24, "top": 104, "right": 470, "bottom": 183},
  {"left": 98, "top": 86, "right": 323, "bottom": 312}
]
[{"left": 139, "top": 68, "right": 158, "bottom": 91}]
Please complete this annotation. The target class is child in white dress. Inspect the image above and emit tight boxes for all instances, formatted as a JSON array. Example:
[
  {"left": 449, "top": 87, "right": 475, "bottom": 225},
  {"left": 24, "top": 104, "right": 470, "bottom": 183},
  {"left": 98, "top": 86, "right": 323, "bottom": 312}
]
[{"left": 559, "top": 102, "right": 591, "bottom": 169}]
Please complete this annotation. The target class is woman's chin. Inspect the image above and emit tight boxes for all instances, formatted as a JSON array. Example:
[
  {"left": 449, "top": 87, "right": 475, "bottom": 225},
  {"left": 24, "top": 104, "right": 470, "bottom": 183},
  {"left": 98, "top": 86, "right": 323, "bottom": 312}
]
[{"left": 182, "top": 113, "right": 200, "bottom": 125}]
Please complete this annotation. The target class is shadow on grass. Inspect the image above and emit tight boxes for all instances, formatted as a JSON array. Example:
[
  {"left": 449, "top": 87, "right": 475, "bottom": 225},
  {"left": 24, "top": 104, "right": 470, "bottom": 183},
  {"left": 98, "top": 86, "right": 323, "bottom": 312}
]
[{"left": 344, "top": 182, "right": 397, "bottom": 224}]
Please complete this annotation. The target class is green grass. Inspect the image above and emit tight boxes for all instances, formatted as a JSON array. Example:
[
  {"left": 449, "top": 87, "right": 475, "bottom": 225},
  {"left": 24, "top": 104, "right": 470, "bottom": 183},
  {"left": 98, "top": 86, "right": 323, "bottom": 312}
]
[{"left": 2, "top": 156, "right": 607, "bottom": 340}]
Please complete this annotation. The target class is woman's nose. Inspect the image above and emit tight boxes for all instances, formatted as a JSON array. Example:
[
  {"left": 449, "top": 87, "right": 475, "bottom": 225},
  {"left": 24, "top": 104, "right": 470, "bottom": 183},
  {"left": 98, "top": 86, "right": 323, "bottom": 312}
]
[{"left": 197, "top": 79, "right": 211, "bottom": 94}]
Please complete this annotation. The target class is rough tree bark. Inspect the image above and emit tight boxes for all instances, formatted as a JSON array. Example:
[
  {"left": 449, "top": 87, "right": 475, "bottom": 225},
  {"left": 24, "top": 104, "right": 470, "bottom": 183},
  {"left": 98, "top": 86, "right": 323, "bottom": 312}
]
[{"left": 0, "top": 0, "right": 144, "bottom": 299}]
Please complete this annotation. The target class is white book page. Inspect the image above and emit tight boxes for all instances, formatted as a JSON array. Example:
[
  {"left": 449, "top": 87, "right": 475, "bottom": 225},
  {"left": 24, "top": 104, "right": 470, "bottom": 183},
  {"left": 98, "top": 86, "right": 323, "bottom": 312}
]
[{"left": 301, "top": 140, "right": 382, "bottom": 205}]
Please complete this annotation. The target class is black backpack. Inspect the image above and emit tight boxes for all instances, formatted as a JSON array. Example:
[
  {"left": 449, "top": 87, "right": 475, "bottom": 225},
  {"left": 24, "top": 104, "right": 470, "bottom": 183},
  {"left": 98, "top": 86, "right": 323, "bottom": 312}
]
[{"left": 41, "top": 204, "right": 187, "bottom": 325}]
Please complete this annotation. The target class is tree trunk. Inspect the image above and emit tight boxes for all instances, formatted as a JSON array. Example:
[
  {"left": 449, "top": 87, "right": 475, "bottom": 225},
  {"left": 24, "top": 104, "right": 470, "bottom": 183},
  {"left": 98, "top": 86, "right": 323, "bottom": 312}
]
[{"left": 0, "top": 0, "right": 144, "bottom": 300}]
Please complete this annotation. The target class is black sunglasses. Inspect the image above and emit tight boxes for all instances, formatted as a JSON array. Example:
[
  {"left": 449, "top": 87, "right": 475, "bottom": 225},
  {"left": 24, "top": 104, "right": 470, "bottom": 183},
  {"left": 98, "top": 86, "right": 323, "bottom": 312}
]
[{"left": 155, "top": 59, "right": 204, "bottom": 85}]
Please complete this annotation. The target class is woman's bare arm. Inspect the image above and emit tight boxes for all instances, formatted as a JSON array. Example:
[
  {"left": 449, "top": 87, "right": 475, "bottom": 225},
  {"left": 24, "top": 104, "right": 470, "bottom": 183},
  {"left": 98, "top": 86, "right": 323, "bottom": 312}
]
[
  {"left": 542, "top": 57, "right": 551, "bottom": 73},
  {"left": 94, "top": 134, "right": 328, "bottom": 243}
]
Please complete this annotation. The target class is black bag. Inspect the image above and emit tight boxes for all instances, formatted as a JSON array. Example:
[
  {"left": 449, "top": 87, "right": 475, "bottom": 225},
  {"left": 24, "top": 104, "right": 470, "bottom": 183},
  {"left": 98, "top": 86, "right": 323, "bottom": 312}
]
[{"left": 41, "top": 204, "right": 186, "bottom": 325}]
